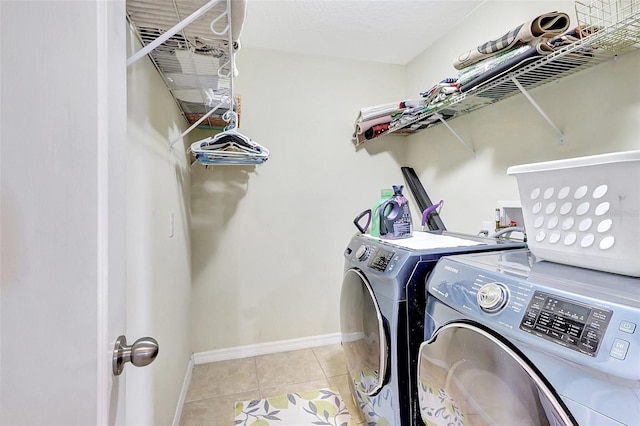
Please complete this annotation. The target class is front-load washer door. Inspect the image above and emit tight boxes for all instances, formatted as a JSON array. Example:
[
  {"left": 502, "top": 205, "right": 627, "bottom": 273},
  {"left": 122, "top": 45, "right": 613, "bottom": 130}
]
[
  {"left": 417, "top": 321, "right": 577, "bottom": 426},
  {"left": 340, "top": 268, "right": 388, "bottom": 396}
]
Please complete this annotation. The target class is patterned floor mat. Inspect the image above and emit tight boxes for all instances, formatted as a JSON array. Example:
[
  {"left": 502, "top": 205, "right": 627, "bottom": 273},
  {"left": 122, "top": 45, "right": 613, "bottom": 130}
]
[{"left": 234, "top": 387, "right": 351, "bottom": 426}]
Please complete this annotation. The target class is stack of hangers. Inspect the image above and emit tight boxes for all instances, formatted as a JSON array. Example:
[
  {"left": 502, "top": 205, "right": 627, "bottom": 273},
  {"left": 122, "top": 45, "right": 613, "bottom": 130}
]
[{"left": 190, "top": 111, "right": 269, "bottom": 166}]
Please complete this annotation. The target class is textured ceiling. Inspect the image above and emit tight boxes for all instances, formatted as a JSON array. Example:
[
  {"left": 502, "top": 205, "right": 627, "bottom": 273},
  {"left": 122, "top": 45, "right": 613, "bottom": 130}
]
[{"left": 240, "top": 0, "right": 485, "bottom": 65}]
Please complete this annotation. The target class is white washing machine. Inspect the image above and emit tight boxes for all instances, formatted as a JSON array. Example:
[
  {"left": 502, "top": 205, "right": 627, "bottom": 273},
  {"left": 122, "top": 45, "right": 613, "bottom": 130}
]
[
  {"left": 417, "top": 249, "right": 640, "bottom": 425},
  {"left": 340, "top": 231, "right": 525, "bottom": 425}
]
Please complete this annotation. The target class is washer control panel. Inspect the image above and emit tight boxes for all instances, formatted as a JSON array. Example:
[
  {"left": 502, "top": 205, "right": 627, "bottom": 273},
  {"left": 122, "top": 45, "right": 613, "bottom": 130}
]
[
  {"left": 520, "top": 291, "right": 612, "bottom": 357},
  {"left": 477, "top": 282, "right": 509, "bottom": 313}
]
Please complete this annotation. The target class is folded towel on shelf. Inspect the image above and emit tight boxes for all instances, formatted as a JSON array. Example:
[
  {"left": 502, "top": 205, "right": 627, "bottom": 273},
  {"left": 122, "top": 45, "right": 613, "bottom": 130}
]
[
  {"left": 453, "top": 11, "right": 570, "bottom": 70},
  {"left": 352, "top": 100, "right": 419, "bottom": 146},
  {"left": 354, "top": 100, "right": 419, "bottom": 123},
  {"left": 391, "top": 105, "right": 428, "bottom": 129},
  {"left": 420, "top": 78, "right": 461, "bottom": 106}
]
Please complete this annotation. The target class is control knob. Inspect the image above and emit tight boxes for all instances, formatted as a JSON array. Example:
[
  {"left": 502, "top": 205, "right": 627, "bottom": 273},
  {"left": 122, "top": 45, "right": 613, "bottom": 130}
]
[
  {"left": 355, "top": 245, "right": 371, "bottom": 261},
  {"left": 477, "top": 282, "right": 509, "bottom": 313}
]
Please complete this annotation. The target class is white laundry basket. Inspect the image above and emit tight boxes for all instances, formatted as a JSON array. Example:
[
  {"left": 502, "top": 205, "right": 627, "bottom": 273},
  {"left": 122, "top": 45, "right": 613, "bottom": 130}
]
[{"left": 507, "top": 150, "right": 640, "bottom": 277}]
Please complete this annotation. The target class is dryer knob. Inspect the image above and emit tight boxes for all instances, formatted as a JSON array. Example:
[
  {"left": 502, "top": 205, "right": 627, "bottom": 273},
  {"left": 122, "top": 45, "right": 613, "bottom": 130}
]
[
  {"left": 355, "top": 245, "right": 370, "bottom": 261},
  {"left": 477, "top": 282, "right": 509, "bottom": 313}
]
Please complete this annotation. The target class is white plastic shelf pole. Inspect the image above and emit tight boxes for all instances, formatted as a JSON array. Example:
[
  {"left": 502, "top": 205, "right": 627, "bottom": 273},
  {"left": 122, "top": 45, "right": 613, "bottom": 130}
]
[
  {"left": 435, "top": 113, "right": 475, "bottom": 156},
  {"left": 127, "top": 0, "right": 223, "bottom": 67},
  {"left": 170, "top": 101, "right": 226, "bottom": 148},
  {"left": 510, "top": 75, "right": 565, "bottom": 144}
]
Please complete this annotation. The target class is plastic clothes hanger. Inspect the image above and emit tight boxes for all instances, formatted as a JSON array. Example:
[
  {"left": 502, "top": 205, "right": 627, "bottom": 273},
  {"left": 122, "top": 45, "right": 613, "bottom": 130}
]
[{"left": 190, "top": 111, "right": 269, "bottom": 165}]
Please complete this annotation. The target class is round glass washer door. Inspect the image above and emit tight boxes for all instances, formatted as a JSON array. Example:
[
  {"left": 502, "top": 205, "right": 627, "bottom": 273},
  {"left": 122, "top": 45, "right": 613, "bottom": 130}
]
[
  {"left": 417, "top": 321, "right": 577, "bottom": 426},
  {"left": 340, "top": 268, "right": 388, "bottom": 396}
]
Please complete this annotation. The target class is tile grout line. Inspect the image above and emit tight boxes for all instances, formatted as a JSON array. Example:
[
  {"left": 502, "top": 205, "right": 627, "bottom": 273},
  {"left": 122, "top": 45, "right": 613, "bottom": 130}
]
[{"left": 310, "top": 346, "right": 329, "bottom": 380}]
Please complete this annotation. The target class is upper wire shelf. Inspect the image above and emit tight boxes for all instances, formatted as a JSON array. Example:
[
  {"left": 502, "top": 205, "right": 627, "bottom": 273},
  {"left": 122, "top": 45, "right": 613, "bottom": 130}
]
[
  {"left": 126, "top": 0, "right": 244, "bottom": 129},
  {"left": 388, "top": 0, "right": 640, "bottom": 136}
]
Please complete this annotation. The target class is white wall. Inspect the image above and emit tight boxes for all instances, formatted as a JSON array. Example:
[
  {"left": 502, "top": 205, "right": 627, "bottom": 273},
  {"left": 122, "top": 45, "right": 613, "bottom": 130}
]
[
  {"left": 405, "top": 1, "right": 640, "bottom": 234},
  {"left": 190, "top": 0, "right": 639, "bottom": 355},
  {"left": 189, "top": 48, "right": 407, "bottom": 352},
  {"left": 126, "top": 27, "right": 193, "bottom": 425}
]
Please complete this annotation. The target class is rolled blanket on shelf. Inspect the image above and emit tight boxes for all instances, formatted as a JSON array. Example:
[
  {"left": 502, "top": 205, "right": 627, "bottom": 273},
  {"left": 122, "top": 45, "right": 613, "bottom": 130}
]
[
  {"left": 459, "top": 24, "right": 604, "bottom": 94},
  {"left": 364, "top": 123, "right": 390, "bottom": 140},
  {"left": 460, "top": 42, "right": 554, "bottom": 92},
  {"left": 453, "top": 11, "right": 570, "bottom": 70},
  {"left": 546, "top": 25, "right": 601, "bottom": 49},
  {"left": 457, "top": 44, "right": 530, "bottom": 85},
  {"left": 355, "top": 115, "right": 392, "bottom": 136}
]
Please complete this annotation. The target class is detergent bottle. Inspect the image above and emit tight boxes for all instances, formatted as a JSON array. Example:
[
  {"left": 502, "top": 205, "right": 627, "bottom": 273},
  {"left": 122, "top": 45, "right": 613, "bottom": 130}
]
[
  {"left": 370, "top": 188, "right": 394, "bottom": 237},
  {"left": 379, "top": 185, "right": 413, "bottom": 239}
]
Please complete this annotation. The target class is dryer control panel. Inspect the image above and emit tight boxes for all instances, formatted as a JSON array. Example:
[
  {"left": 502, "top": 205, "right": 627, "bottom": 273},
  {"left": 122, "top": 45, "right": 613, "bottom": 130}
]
[
  {"left": 367, "top": 248, "right": 396, "bottom": 272},
  {"left": 350, "top": 243, "right": 400, "bottom": 273},
  {"left": 520, "top": 291, "right": 612, "bottom": 357}
]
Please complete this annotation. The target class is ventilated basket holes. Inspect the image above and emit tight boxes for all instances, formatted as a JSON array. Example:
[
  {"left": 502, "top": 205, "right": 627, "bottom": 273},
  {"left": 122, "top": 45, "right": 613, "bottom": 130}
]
[
  {"left": 532, "top": 202, "right": 543, "bottom": 214},
  {"left": 576, "top": 202, "right": 590, "bottom": 216},
  {"left": 564, "top": 233, "right": 577, "bottom": 246},
  {"left": 536, "top": 230, "right": 547, "bottom": 242},
  {"left": 597, "top": 219, "right": 613, "bottom": 233},
  {"left": 599, "top": 236, "right": 615, "bottom": 250},
  {"left": 581, "top": 234, "right": 595, "bottom": 248},
  {"left": 557, "top": 186, "right": 571, "bottom": 200},
  {"left": 579, "top": 218, "right": 593, "bottom": 232},
  {"left": 549, "top": 232, "right": 561, "bottom": 244},
  {"left": 595, "top": 202, "right": 610, "bottom": 216},
  {"left": 560, "top": 202, "right": 573, "bottom": 215},
  {"left": 562, "top": 217, "right": 575, "bottom": 230},
  {"left": 592, "top": 184, "right": 608, "bottom": 199},
  {"left": 534, "top": 216, "right": 545, "bottom": 228},
  {"left": 545, "top": 202, "right": 557, "bottom": 215},
  {"left": 530, "top": 188, "right": 541, "bottom": 200},
  {"left": 543, "top": 187, "right": 555, "bottom": 200},
  {"left": 547, "top": 216, "right": 559, "bottom": 229},
  {"left": 574, "top": 185, "right": 589, "bottom": 199}
]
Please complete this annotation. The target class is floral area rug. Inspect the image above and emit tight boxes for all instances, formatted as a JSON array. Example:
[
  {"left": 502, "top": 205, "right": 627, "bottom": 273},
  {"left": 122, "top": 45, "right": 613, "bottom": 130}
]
[{"left": 234, "top": 387, "right": 351, "bottom": 426}]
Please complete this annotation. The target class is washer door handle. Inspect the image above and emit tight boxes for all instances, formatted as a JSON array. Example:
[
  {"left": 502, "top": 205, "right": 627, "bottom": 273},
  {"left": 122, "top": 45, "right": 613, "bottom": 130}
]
[{"left": 112, "top": 335, "right": 159, "bottom": 376}]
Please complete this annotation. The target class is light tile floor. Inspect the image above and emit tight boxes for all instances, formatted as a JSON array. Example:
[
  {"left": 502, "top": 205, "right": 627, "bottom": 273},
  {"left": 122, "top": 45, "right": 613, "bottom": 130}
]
[{"left": 179, "top": 344, "right": 365, "bottom": 425}]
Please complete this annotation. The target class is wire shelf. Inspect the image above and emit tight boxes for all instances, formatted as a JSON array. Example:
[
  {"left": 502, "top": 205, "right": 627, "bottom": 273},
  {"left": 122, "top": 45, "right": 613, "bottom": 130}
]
[
  {"left": 576, "top": 0, "right": 640, "bottom": 51},
  {"left": 127, "top": 0, "right": 239, "bottom": 128},
  {"left": 388, "top": 5, "right": 640, "bottom": 136}
]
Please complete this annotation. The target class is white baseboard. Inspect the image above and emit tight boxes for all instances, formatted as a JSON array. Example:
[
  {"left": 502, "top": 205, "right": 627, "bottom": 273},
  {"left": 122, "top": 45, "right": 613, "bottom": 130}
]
[
  {"left": 192, "top": 333, "right": 342, "bottom": 365},
  {"left": 172, "top": 355, "right": 195, "bottom": 426}
]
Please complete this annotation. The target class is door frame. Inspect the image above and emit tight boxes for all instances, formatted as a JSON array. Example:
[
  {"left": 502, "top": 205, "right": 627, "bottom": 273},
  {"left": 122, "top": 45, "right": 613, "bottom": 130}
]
[{"left": 96, "top": 0, "right": 128, "bottom": 423}]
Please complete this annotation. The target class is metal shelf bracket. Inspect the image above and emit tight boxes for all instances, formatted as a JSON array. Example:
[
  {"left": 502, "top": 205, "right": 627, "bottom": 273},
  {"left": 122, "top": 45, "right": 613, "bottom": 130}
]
[
  {"left": 510, "top": 75, "right": 565, "bottom": 144},
  {"left": 435, "top": 113, "right": 476, "bottom": 157}
]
